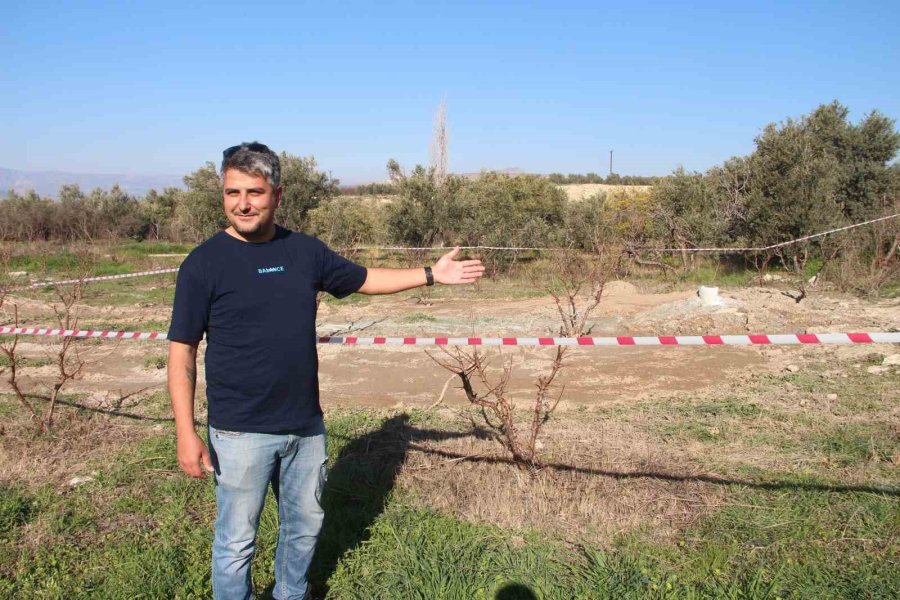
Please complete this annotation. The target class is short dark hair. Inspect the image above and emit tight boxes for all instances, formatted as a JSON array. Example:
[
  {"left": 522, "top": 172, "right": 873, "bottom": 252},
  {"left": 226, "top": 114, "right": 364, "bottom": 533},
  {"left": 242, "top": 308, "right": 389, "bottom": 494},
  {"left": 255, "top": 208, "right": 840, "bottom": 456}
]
[{"left": 221, "top": 142, "right": 281, "bottom": 187}]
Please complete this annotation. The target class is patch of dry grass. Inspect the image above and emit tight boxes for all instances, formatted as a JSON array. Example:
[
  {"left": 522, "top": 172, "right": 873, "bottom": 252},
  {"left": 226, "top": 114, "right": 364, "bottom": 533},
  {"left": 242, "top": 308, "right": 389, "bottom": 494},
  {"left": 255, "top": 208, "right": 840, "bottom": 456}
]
[
  {"left": 386, "top": 347, "right": 898, "bottom": 545},
  {"left": 0, "top": 393, "right": 170, "bottom": 489},
  {"left": 394, "top": 410, "right": 722, "bottom": 544}
]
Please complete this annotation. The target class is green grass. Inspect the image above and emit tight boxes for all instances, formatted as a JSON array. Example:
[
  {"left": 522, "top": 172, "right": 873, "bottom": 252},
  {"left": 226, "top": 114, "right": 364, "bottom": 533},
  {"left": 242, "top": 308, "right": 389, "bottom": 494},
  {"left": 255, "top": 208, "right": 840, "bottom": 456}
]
[
  {"left": 676, "top": 483, "right": 899, "bottom": 599},
  {"left": 643, "top": 362, "right": 900, "bottom": 484},
  {"left": 618, "top": 255, "right": 759, "bottom": 290},
  {"left": 113, "top": 241, "right": 194, "bottom": 259},
  {"left": 1, "top": 434, "right": 215, "bottom": 599},
  {"left": 325, "top": 482, "right": 900, "bottom": 599},
  {"left": 652, "top": 396, "right": 769, "bottom": 445},
  {"left": 7, "top": 253, "right": 142, "bottom": 278},
  {"left": 78, "top": 279, "right": 177, "bottom": 307},
  {"left": 143, "top": 354, "right": 168, "bottom": 370},
  {"left": 0, "top": 355, "right": 54, "bottom": 368},
  {"left": 137, "top": 390, "right": 173, "bottom": 418},
  {"left": 400, "top": 312, "right": 438, "bottom": 323},
  {"left": 82, "top": 319, "right": 170, "bottom": 333},
  {"left": 804, "top": 257, "right": 824, "bottom": 279},
  {"left": 20, "top": 276, "right": 177, "bottom": 309},
  {"left": 675, "top": 264, "right": 757, "bottom": 287},
  {"left": 2, "top": 405, "right": 897, "bottom": 599},
  {"left": 813, "top": 423, "right": 899, "bottom": 467},
  {"left": 0, "top": 486, "right": 33, "bottom": 541},
  {"left": 0, "top": 351, "right": 896, "bottom": 598}
]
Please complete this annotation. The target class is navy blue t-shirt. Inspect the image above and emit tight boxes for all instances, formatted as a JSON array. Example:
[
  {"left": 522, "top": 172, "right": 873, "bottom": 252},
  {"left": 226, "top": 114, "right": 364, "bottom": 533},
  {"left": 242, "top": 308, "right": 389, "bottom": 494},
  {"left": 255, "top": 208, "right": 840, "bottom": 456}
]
[{"left": 167, "top": 227, "right": 367, "bottom": 432}]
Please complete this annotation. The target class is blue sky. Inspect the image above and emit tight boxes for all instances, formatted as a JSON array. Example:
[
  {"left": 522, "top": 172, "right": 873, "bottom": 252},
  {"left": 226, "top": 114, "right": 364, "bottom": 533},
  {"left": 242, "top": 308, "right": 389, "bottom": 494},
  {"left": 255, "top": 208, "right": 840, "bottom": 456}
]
[{"left": 2, "top": 0, "right": 898, "bottom": 184}]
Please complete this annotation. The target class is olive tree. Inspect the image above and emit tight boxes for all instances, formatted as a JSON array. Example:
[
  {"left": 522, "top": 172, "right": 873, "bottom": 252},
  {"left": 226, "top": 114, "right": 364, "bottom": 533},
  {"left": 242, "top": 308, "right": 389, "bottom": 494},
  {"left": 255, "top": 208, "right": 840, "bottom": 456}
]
[{"left": 276, "top": 153, "right": 339, "bottom": 232}]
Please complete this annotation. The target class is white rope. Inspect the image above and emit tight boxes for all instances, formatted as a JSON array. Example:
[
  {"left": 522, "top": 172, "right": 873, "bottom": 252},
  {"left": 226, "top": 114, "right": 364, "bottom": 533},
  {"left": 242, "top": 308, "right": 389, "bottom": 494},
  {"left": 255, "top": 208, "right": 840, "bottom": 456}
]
[
  {"left": 648, "top": 212, "right": 900, "bottom": 253},
  {"left": 353, "top": 245, "right": 544, "bottom": 251},
  {"left": 350, "top": 212, "right": 900, "bottom": 254},
  {"left": 2, "top": 213, "right": 896, "bottom": 293}
]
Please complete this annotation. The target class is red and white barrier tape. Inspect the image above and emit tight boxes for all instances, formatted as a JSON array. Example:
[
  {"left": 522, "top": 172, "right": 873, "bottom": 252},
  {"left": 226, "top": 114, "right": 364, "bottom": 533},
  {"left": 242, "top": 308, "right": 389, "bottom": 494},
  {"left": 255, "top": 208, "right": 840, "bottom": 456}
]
[
  {"left": 1, "top": 326, "right": 898, "bottom": 346},
  {"left": 0, "top": 326, "right": 165, "bottom": 340},
  {"left": 316, "top": 333, "right": 900, "bottom": 346}
]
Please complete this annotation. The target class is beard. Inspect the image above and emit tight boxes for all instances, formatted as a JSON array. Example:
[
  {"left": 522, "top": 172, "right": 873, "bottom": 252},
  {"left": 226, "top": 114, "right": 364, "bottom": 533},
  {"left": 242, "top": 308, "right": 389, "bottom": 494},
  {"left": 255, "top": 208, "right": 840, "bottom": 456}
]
[
  {"left": 231, "top": 216, "right": 261, "bottom": 234},
  {"left": 228, "top": 213, "right": 276, "bottom": 241}
]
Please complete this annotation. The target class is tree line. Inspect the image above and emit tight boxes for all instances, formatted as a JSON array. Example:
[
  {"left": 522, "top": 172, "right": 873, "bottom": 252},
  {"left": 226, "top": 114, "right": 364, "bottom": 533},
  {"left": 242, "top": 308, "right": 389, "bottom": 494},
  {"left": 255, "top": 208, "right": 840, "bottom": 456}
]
[
  {"left": 2, "top": 101, "right": 898, "bottom": 290},
  {"left": 546, "top": 173, "right": 658, "bottom": 185}
]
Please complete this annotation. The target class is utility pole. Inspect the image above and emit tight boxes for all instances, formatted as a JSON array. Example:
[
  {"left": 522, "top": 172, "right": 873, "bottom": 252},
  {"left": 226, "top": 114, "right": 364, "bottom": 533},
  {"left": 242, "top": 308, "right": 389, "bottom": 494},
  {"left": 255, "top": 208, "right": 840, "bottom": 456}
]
[{"left": 608, "top": 150, "right": 613, "bottom": 177}]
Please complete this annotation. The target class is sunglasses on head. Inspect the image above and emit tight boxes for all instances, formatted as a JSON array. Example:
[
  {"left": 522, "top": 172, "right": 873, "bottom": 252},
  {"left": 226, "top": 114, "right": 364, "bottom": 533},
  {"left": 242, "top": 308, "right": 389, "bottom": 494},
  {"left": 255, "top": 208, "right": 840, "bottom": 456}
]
[{"left": 222, "top": 142, "right": 272, "bottom": 159}]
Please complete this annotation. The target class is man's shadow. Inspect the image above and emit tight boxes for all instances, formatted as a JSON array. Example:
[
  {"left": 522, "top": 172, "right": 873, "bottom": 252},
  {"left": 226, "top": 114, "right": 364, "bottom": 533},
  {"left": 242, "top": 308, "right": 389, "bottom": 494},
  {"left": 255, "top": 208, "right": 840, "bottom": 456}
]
[
  {"left": 305, "top": 413, "right": 483, "bottom": 599},
  {"left": 258, "top": 407, "right": 897, "bottom": 598}
]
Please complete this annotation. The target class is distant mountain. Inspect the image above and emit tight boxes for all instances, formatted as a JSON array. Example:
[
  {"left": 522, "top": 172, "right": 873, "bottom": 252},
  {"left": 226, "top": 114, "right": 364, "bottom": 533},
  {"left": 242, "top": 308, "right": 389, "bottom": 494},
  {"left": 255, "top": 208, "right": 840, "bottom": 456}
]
[{"left": 0, "top": 167, "right": 184, "bottom": 198}]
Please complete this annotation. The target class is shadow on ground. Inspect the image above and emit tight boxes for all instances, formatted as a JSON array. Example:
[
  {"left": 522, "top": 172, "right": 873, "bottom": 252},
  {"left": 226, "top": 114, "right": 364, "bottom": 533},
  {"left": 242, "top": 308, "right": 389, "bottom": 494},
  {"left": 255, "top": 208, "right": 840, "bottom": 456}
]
[
  {"left": 496, "top": 583, "right": 538, "bottom": 599},
  {"left": 259, "top": 413, "right": 484, "bottom": 600},
  {"left": 258, "top": 411, "right": 897, "bottom": 599}
]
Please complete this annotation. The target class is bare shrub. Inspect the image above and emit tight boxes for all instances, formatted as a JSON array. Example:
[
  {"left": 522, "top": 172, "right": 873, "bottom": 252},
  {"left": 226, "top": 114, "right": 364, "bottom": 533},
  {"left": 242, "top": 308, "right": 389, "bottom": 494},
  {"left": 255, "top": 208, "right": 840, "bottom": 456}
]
[
  {"left": 547, "top": 244, "right": 616, "bottom": 337},
  {"left": 0, "top": 247, "right": 43, "bottom": 429},
  {"left": 42, "top": 280, "right": 87, "bottom": 430},
  {"left": 824, "top": 200, "right": 900, "bottom": 294},
  {"left": 0, "top": 252, "right": 89, "bottom": 432},
  {"left": 1, "top": 304, "right": 43, "bottom": 430},
  {"left": 428, "top": 243, "right": 615, "bottom": 472},
  {"left": 774, "top": 242, "right": 817, "bottom": 303},
  {"left": 428, "top": 345, "right": 565, "bottom": 471}
]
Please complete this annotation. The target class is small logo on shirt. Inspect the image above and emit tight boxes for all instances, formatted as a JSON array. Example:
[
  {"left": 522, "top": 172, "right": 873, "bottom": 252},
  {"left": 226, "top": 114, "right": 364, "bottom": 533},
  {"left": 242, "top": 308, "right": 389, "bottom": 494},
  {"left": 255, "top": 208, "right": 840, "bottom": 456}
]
[{"left": 257, "top": 266, "right": 285, "bottom": 274}]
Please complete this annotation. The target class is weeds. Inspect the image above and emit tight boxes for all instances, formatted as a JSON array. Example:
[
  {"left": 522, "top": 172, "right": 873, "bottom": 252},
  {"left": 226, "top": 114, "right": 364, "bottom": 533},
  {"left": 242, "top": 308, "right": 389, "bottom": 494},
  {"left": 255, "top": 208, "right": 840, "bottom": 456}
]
[
  {"left": 143, "top": 354, "right": 168, "bottom": 370},
  {"left": 400, "top": 312, "right": 438, "bottom": 323},
  {"left": 0, "top": 355, "right": 54, "bottom": 368},
  {"left": 1, "top": 403, "right": 897, "bottom": 598}
]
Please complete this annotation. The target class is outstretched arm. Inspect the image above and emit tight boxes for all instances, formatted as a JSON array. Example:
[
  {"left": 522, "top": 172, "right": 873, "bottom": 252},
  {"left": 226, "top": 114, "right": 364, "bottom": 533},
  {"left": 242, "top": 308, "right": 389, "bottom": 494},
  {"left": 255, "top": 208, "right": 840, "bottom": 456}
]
[{"left": 357, "top": 247, "right": 484, "bottom": 295}]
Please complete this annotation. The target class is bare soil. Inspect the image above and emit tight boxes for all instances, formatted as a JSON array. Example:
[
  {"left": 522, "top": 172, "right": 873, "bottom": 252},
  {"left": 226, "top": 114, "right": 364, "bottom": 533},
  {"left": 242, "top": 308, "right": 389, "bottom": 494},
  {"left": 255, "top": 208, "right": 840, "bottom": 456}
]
[
  {"left": 3, "top": 280, "right": 897, "bottom": 539},
  {"left": 4, "top": 281, "right": 898, "bottom": 411}
]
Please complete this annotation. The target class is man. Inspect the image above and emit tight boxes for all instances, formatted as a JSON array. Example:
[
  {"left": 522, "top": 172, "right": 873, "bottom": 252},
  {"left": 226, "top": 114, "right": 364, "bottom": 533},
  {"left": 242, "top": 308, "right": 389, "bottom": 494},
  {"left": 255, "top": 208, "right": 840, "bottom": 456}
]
[{"left": 167, "top": 142, "right": 483, "bottom": 600}]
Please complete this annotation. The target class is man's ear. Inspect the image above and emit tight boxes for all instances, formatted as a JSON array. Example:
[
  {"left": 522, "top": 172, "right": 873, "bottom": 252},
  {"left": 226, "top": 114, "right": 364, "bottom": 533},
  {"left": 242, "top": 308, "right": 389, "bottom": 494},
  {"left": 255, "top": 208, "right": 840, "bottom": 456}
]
[{"left": 274, "top": 186, "right": 283, "bottom": 208}]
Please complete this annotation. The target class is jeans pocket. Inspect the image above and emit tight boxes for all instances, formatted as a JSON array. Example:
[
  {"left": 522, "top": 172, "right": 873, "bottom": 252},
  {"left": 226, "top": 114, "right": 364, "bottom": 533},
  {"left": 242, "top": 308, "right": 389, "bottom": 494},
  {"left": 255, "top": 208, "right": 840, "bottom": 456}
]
[
  {"left": 315, "top": 461, "right": 328, "bottom": 505},
  {"left": 213, "top": 429, "right": 244, "bottom": 440}
]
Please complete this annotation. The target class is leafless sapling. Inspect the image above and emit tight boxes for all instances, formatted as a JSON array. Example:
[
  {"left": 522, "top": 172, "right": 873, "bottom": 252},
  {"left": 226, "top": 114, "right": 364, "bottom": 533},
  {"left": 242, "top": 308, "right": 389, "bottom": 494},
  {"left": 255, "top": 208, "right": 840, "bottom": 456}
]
[
  {"left": 0, "top": 247, "right": 44, "bottom": 430},
  {"left": 427, "top": 242, "right": 614, "bottom": 472},
  {"left": 43, "top": 279, "right": 87, "bottom": 431}
]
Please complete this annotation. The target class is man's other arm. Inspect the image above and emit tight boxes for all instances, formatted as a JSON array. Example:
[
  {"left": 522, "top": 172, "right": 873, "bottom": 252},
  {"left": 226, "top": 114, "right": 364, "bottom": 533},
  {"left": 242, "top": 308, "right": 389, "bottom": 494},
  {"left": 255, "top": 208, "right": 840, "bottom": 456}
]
[
  {"left": 168, "top": 340, "right": 213, "bottom": 478},
  {"left": 357, "top": 247, "right": 484, "bottom": 295}
]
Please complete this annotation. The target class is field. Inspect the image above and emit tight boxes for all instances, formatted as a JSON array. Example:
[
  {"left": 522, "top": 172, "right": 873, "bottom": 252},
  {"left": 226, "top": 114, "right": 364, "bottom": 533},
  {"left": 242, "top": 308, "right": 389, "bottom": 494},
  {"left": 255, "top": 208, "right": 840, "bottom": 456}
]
[
  {"left": 1, "top": 244, "right": 898, "bottom": 599},
  {"left": 558, "top": 184, "right": 654, "bottom": 201}
]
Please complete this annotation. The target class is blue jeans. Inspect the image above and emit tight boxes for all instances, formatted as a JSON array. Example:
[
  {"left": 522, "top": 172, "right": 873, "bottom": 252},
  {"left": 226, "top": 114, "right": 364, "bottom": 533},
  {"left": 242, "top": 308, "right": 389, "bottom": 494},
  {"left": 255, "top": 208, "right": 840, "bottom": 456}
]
[{"left": 208, "top": 419, "right": 327, "bottom": 600}]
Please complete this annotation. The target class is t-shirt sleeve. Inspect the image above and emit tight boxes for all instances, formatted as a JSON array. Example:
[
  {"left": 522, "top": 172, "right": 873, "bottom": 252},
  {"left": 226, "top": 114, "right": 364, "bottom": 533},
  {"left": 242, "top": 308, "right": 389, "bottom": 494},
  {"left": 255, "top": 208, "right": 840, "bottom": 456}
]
[
  {"left": 167, "top": 262, "right": 210, "bottom": 343},
  {"left": 318, "top": 243, "right": 368, "bottom": 299}
]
